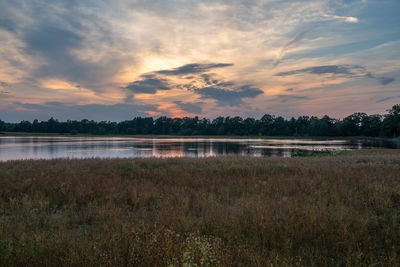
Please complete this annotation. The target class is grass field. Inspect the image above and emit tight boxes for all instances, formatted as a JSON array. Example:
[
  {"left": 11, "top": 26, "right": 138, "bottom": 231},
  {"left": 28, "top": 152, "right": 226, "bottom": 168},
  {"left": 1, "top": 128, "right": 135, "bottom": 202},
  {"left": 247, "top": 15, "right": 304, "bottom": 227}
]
[{"left": 1, "top": 150, "right": 400, "bottom": 266}]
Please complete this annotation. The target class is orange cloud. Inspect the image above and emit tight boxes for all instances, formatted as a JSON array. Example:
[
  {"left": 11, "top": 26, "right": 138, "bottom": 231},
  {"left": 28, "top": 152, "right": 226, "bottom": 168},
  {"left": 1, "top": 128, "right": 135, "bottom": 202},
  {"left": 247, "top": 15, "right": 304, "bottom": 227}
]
[{"left": 40, "top": 79, "right": 79, "bottom": 90}]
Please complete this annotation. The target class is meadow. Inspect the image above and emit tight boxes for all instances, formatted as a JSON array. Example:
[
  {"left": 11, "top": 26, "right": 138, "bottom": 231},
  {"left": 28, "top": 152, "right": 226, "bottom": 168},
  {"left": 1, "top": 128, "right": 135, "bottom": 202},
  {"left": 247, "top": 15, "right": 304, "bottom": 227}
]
[{"left": 0, "top": 150, "right": 400, "bottom": 266}]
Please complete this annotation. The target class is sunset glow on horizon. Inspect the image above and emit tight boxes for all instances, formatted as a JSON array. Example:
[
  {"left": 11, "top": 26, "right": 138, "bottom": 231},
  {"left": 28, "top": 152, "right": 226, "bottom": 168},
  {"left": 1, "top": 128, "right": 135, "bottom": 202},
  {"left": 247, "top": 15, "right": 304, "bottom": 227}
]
[{"left": 0, "top": 0, "right": 399, "bottom": 121}]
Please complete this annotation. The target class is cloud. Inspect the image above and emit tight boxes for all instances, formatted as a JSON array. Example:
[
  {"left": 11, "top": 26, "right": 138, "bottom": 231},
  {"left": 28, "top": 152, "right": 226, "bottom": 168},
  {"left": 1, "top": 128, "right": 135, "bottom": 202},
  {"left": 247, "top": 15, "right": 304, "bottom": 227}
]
[
  {"left": 155, "top": 63, "right": 233, "bottom": 76},
  {"left": 275, "top": 64, "right": 365, "bottom": 76},
  {"left": 273, "top": 95, "right": 309, "bottom": 103},
  {"left": 365, "top": 73, "right": 396, "bottom": 85},
  {"left": 195, "top": 85, "right": 263, "bottom": 106},
  {"left": 122, "top": 75, "right": 171, "bottom": 94},
  {"left": 376, "top": 96, "right": 400, "bottom": 103},
  {"left": 0, "top": 81, "right": 10, "bottom": 95},
  {"left": 174, "top": 101, "right": 203, "bottom": 114},
  {"left": 23, "top": 26, "right": 87, "bottom": 81},
  {"left": 377, "top": 77, "right": 395, "bottom": 85},
  {"left": 328, "top": 15, "right": 359, "bottom": 23},
  {"left": 273, "top": 28, "right": 315, "bottom": 67},
  {"left": 1, "top": 0, "right": 398, "bottom": 119},
  {"left": 24, "top": 26, "right": 83, "bottom": 58},
  {"left": 0, "top": 81, "right": 8, "bottom": 88},
  {"left": 122, "top": 63, "right": 234, "bottom": 94},
  {"left": 121, "top": 63, "right": 263, "bottom": 107},
  {"left": 0, "top": 17, "right": 17, "bottom": 32},
  {"left": 0, "top": 1, "right": 137, "bottom": 92},
  {"left": 22, "top": 25, "right": 128, "bottom": 87},
  {"left": 276, "top": 65, "right": 396, "bottom": 86},
  {"left": 0, "top": 91, "right": 10, "bottom": 97}
]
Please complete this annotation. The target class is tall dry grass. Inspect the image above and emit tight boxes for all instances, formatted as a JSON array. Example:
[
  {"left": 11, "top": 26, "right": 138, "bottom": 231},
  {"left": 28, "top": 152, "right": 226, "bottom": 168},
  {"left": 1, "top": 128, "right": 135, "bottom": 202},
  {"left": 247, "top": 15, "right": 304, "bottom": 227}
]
[{"left": 0, "top": 150, "right": 400, "bottom": 266}]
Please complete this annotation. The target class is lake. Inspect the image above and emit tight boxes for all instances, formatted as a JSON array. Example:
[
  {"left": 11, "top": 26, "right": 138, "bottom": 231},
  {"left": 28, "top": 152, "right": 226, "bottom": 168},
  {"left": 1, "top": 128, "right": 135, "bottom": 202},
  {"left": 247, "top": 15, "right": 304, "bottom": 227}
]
[{"left": 0, "top": 136, "right": 399, "bottom": 161}]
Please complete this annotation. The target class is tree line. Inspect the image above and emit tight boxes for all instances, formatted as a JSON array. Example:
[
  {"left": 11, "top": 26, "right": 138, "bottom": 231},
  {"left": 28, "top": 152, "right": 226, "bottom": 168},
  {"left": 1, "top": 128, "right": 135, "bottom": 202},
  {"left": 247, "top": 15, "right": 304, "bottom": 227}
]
[{"left": 1, "top": 104, "right": 399, "bottom": 137}]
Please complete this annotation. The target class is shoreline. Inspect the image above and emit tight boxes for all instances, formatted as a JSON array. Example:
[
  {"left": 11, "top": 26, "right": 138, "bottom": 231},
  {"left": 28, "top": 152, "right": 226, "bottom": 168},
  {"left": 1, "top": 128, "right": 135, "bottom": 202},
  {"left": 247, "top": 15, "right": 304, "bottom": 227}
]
[{"left": 0, "top": 131, "right": 395, "bottom": 140}]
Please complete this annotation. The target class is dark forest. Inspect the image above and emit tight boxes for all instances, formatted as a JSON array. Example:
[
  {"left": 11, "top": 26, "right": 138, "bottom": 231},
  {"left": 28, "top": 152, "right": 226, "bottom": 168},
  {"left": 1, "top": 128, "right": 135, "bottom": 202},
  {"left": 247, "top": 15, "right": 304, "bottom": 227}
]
[{"left": 1, "top": 104, "right": 399, "bottom": 137}]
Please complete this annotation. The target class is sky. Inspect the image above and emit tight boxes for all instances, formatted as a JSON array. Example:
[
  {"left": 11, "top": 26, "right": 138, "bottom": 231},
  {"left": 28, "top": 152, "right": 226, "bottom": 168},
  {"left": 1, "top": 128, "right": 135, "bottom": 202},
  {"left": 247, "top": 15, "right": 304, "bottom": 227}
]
[{"left": 0, "top": 0, "right": 399, "bottom": 122}]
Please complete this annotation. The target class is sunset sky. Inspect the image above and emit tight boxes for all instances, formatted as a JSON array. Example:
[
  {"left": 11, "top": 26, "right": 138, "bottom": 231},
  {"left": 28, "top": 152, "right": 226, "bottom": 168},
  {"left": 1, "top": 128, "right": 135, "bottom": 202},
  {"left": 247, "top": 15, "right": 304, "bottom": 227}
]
[{"left": 0, "top": 0, "right": 399, "bottom": 121}]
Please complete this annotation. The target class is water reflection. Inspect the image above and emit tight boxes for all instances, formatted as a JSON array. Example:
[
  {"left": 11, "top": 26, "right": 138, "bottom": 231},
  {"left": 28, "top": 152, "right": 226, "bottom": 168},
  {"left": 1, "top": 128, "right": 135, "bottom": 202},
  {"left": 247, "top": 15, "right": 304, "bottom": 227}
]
[{"left": 0, "top": 136, "right": 398, "bottom": 161}]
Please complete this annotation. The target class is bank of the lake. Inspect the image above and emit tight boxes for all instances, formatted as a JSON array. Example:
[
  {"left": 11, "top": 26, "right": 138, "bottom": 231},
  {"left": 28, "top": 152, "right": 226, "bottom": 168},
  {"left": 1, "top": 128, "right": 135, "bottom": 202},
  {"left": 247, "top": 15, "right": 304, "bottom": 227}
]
[
  {"left": 0, "top": 131, "right": 398, "bottom": 140},
  {"left": 1, "top": 150, "right": 399, "bottom": 266}
]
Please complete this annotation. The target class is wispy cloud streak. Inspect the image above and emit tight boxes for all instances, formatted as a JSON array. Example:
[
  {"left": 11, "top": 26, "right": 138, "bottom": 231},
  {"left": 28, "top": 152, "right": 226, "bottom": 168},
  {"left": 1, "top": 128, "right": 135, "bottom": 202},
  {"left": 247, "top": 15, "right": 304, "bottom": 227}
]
[{"left": 273, "top": 28, "right": 315, "bottom": 68}]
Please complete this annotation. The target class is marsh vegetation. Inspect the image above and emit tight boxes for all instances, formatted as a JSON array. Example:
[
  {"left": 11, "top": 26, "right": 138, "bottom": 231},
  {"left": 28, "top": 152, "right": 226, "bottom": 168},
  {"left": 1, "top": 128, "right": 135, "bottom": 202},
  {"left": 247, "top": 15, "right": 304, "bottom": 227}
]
[{"left": 1, "top": 150, "right": 400, "bottom": 266}]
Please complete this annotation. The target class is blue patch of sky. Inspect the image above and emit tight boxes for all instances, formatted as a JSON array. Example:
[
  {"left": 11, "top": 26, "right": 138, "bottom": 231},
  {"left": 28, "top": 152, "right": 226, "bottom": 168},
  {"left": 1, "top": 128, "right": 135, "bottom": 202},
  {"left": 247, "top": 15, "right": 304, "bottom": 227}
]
[
  {"left": 287, "top": 31, "right": 400, "bottom": 60},
  {"left": 284, "top": 0, "right": 400, "bottom": 60}
]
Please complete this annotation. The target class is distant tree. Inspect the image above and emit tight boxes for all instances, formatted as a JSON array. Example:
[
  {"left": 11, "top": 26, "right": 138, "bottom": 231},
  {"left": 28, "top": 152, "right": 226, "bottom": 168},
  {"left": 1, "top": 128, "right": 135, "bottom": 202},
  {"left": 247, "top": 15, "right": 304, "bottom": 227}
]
[
  {"left": 224, "top": 116, "right": 244, "bottom": 135},
  {"left": 0, "top": 119, "right": 6, "bottom": 131},
  {"left": 198, "top": 118, "right": 211, "bottom": 135},
  {"left": 15, "top": 120, "right": 32, "bottom": 132},
  {"left": 260, "top": 114, "right": 275, "bottom": 135},
  {"left": 243, "top": 118, "right": 257, "bottom": 135},
  {"left": 388, "top": 104, "right": 400, "bottom": 115},
  {"left": 271, "top": 116, "right": 288, "bottom": 136},
  {"left": 381, "top": 104, "right": 400, "bottom": 137},
  {"left": 360, "top": 114, "right": 382, "bottom": 136},
  {"left": 211, "top": 117, "right": 225, "bottom": 135},
  {"left": 296, "top": 116, "right": 311, "bottom": 136},
  {"left": 46, "top": 117, "right": 59, "bottom": 133},
  {"left": 154, "top": 116, "right": 173, "bottom": 135},
  {"left": 310, "top": 116, "right": 329, "bottom": 136},
  {"left": 2, "top": 104, "right": 399, "bottom": 137},
  {"left": 337, "top": 113, "right": 367, "bottom": 136}
]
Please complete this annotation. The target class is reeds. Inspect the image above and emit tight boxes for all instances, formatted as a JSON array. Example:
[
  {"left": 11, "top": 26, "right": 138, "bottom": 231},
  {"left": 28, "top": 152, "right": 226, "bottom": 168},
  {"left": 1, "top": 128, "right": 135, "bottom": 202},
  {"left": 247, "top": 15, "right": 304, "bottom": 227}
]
[{"left": 1, "top": 150, "right": 399, "bottom": 266}]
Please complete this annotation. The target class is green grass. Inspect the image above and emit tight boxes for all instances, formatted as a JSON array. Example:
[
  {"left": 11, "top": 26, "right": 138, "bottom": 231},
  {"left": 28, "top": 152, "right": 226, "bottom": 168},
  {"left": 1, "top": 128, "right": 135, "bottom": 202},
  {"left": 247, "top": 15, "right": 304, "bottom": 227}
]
[
  {"left": 291, "top": 151, "right": 332, "bottom": 157},
  {"left": 291, "top": 150, "right": 356, "bottom": 157},
  {"left": 1, "top": 150, "right": 400, "bottom": 266}
]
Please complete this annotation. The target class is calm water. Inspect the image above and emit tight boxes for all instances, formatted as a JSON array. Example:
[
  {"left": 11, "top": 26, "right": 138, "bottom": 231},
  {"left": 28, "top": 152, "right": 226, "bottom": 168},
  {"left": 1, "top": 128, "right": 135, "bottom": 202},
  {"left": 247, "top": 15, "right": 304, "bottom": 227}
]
[{"left": 0, "top": 136, "right": 398, "bottom": 161}]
